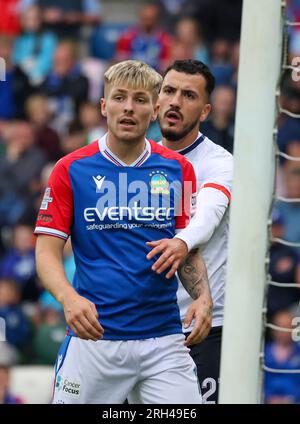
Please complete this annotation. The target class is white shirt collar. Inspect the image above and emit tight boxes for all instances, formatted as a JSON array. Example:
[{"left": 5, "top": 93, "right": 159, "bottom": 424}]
[
  {"left": 98, "top": 133, "right": 151, "bottom": 167},
  {"left": 175, "top": 132, "right": 203, "bottom": 153}
]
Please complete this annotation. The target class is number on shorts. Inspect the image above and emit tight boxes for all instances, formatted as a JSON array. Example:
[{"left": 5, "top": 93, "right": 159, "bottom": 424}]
[{"left": 202, "top": 377, "right": 217, "bottom": 404}]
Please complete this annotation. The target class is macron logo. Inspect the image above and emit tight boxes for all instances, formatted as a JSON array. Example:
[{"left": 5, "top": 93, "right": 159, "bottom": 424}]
[{"left": 93, "top": 175, "right": 105, "bottom": 192}]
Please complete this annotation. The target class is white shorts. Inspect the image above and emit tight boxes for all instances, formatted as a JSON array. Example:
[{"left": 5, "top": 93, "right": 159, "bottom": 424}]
[{"left": 52, "top": 333, "right": 202, "bottom": 404}]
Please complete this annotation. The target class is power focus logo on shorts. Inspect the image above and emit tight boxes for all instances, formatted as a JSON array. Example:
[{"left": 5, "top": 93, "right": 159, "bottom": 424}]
[{"left": 56, "top": 375, "right": 81, "bottom": 398}]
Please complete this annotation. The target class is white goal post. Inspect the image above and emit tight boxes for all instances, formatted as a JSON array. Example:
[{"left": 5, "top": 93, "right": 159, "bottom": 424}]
[{"left": 219, "top": 0, "right": 283, "bottom": 404}]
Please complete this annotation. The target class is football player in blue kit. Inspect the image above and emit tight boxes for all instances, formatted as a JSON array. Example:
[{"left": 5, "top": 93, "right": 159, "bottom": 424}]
[{"left": 35, "top": 60, "right": 211, "bottom": 404}]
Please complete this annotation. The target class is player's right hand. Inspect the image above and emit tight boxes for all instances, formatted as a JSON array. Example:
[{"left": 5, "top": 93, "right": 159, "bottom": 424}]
[
  {"left": 61, "top": 292, "right": 104, "bottom": 341},
  {"left": 183, "top": 295, "right": 212, "bottom": 346}
]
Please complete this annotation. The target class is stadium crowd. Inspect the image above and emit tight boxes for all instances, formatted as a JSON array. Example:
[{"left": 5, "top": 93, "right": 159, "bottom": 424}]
[{"left": 0, "top": 0, "right": 299, "bottom": 404}]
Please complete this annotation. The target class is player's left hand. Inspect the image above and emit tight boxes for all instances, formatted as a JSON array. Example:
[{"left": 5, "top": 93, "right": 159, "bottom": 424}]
[
  {"left": 146, "top": 238, "right": 188, "bottom": 279},
  {"left": 183, "top": 295, "right": 213, "bottom": 346}
]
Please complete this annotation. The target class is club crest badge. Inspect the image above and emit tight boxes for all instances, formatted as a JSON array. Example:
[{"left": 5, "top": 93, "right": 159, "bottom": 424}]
[{"left": 149, "top": 171, "right": 170, "bottom": 195}]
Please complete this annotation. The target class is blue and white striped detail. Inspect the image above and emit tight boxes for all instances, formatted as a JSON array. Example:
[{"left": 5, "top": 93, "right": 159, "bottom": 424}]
[
  {"left": 34, "top": 227, "right": 69, "bottom": 240},
  {"left": 177, "top": 133, "right": 205, "bottom": 156},
  {"left": 98, "top": 134, "right": 151, "bottom": 167},
  {"left": 52, "top": 335, "right": 72, "bottom": 399}
]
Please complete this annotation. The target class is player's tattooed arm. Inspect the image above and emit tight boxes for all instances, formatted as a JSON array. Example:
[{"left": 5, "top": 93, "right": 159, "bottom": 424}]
[
  {"left": 178, "top": 248, "right": 211, "bottom": 300},
  {"left": 178, "top": 249, "right": 213, "bottom": 346}
]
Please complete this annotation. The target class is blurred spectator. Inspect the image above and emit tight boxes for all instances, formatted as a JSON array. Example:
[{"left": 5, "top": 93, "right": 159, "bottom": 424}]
[
  {"left": 201, "top": 85, "right": 235, "bottom": 153},
  {"left": 276, "top": 142, "right": 300, "bottom": 255},
  {"left": 13, "top": 5, "right": 57, "bottom": 86},
  {"left": 169, "top": 40, "right": 194, "bottom": 63},
  {"left": 0, "top": 365, "right": 24, "bottom": 404},
  {"left": 79, "top": 101, "right": 106, "bottom": 144},
  {"left": 25, "top": 94, "right": 62, "bottom": 161},
  {"left": 33, "top": 238, "right": 74, "bottom": 364},
  {"left": 37, "top": 0, "right": 102, "bottom": 39},
  {"left": 264, "top": 310, "right": 300, "bottom": 404},
  {"left": 32, "top": 306, "right": 65, "bottom": 365},
  {"left": 267, "top": 207, "right": 300, "bottom": 317},
  {"left": 287, "top": 0, "right": 300, "bottom": 57},
  {"left": 33, "top": 161, "right": 55, "bottom": 218},
  {"left": 230, "top": 41, "right": 240, "bottom": 90},
  {"left": 39, "top": 40, "right": 89, "bottom": 134},
  {"left": 0, "top": 0, "right": 21, "bottom": 36},
  {"left": 0, "top": 35, "right": 32, "bottom": 120},
  {"left": 288, "top": 83, "right": 300, "bottom": 114},
  {"left": 158, "top": 0, "right": 193, "bottom": 32},
  {"left": 0, "top": 225, "right": 40, "bottom": 301},
  {"left": 0, "top": 278, "right": 32, "bottom": 349},
  {"left": 60, "top": 124, "right": 86, "bottom": 155},
  {"left": 146, "top": 120, "right": 162, "bottom": 142},
  {"left": 188, "top": 0, "right": 242, "bottom": 44},
  {"left": 276, "top": 139, "right": 300, "bottom": 196},
  {"left": 0, "top": 121, "right": 46, "bottom": 227},
  {"left": 209, "top": 39, "right": 234, "bottom": 87},
  {"left": 278, "top": 117, "right": 300, "bottom": 156},
  {"left": 81, "top": 58, "right": 106, "bottom": 103},
  {"left": 174, "top": 17, "right": 209, "bottom": 64},
  {"left": 116, "top": 1, "right": 172, "bottom": 73},
  {"left": 20, "top": 0, "right": 37, "bottom": 9},
  {"left": 278, "top": 70, "right": 300, "bottom": 154},
  {"left": 90, "top": 22, "right": 129, "bottom": 62}
]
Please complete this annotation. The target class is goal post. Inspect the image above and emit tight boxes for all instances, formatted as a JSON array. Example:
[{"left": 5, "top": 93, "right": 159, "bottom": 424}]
[{"left": 219, "top": 0, "right": 283, "bottom": 404}]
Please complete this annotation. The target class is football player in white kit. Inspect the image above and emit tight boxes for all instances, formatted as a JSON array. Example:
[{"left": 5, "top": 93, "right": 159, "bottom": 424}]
[{"left": 147, "top": 60, "right": 233, "bottom": 403}]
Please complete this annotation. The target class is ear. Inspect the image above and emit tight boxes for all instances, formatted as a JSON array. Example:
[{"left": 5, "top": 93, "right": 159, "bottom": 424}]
[
  {"left": 100, "top": 98, "right": 107, "bottom": 117},
  {"left": 151, "top": 102, "right": 160, "bottom": 122},
  {"left": 199, "top": 103, "right": 211, "bottom": 123}
]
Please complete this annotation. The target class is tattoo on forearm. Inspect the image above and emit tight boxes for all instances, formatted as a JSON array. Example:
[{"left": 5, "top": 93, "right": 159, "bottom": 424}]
[{"left": 178, "top": 249, "right": 211, "bottom": 300}]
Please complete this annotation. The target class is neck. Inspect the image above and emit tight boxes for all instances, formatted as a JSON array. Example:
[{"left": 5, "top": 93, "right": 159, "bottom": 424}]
[
  {"left": 162, "top": 126, "right": 200, "bottom": 151},
  {"left": 106, "top": 132, "right": 146, "bottom": 165}
]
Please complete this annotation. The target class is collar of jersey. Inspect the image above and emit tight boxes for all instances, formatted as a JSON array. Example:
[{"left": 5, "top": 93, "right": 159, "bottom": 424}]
[
  {"left": 98, "top": 133, "right": 151, "bottom": 167},
  {"left": 175, "top": 132, "right": 205, "bottom": 156}
]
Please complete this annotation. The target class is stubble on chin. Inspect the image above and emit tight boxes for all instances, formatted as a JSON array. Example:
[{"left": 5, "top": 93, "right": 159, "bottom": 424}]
[{"left": 159, "top": 118, "right": 200, "bottom": 142}]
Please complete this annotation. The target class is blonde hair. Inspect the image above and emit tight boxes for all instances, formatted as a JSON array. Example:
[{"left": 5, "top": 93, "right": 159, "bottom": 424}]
[{"left": 104, "top": 60, "right": 162, "bottom": 100}]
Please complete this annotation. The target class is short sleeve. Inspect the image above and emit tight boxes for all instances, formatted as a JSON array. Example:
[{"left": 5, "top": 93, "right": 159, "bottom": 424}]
[
  {"left": 200, "top": 153, "right": 233, "bottom": 203},
  {"left": 34, "top": 159, "right": 73, "bottom": 240}
]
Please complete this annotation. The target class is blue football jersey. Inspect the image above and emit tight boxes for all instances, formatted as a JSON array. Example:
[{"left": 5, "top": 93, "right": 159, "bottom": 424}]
[{"left": 35, "top": 135, "right": 197, "bottom": 340}]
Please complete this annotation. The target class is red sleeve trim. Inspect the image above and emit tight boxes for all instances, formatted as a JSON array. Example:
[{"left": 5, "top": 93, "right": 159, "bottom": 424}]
[{"left": 202, "top": 183, "right": 231, "bottom": 203}]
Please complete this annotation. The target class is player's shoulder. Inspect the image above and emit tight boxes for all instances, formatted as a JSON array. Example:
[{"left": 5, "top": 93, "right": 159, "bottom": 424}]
[
  {"left": 55, "top": 141, "right": 99, "bottom": 171},
  {"left": 201, "top": 136, "right": 233, "bottom": 162},
  {"left": 193, "top": 136, "right": 233, "bottom": 173},
  {"left": 150, "top": 139, "right": 193, "bottom": 169}
]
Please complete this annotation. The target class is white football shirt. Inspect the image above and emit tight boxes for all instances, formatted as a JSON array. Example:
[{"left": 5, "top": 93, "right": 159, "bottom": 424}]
[{"left": 161, "top": 132, "right": 233, "bottom": 329}]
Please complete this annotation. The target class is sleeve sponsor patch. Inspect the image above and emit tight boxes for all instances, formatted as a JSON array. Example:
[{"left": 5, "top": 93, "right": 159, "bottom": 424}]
[{"left": 40, "top": 188, "right": 53, "bottom": 210}]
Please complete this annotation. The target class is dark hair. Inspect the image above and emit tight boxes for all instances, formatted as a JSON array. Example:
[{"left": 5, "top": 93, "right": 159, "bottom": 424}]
[{"left": 163, "top": 60, "right": 215, "bottom": 97}]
